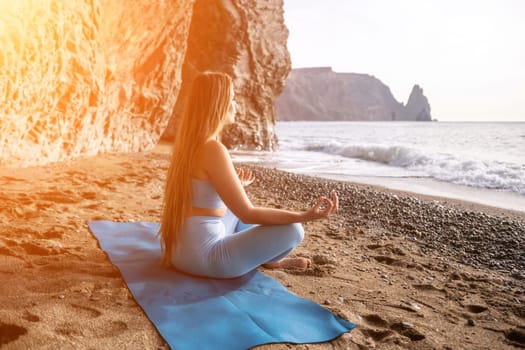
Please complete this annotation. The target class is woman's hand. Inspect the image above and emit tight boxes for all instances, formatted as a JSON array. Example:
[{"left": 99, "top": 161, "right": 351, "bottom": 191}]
[
  {"left": 304, "top": 191, "right": 339, "bottom": 221},
  {"left": 236, "top": 168, "right": 255, "bottom": 187}
]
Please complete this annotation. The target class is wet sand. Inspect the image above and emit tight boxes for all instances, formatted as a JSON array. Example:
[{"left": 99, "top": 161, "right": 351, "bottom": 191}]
[{"left": 0, "top": 145, "right": 524, "bottom": 349}]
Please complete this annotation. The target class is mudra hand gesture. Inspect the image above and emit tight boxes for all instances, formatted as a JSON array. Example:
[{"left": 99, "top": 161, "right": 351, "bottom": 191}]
[
  {"left": 236, "top": 168, "right": 255, "bottom": 187},
  {"left": 305, "top": 191, "right": 339, "bottom": 220}
]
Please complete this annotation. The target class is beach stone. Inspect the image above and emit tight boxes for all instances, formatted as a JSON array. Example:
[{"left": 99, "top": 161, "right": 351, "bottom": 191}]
[
  {"left": 390, "top": 322, "right": 426, "bottom": 341},
  {"left": 401, "top": 321, "right": 414, "bottom": 329},
  {"left": 312, "top": 254, "right": 336, "bottom": 265},
  {"left": 409, "top": 303, "right": 421, "bottom": 311}
]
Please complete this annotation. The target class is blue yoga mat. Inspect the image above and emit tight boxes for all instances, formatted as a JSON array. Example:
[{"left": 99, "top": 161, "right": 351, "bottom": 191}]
[{"left": 87, "top": 220, "right": 356, "bottom": 350}]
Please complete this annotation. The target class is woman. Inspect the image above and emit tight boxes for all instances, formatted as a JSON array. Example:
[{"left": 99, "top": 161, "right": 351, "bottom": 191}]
[{"left": 159, "top": 71, "right": 338, "bottom": 278}]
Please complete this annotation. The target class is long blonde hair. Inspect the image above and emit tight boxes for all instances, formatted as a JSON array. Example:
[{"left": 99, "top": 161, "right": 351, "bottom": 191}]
[{"left": 158, "top": 72, "right": 234, "bottom": 267}]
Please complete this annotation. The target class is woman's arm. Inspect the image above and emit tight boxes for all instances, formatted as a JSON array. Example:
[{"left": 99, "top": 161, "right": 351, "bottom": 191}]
[{"left": 201, "top": 140, "right": 338, "bottom": 225}]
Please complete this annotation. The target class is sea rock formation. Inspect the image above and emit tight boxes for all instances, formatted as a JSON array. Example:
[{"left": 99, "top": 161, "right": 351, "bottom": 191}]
[
  {"left": 405, "top": 85, "right": 432, "bottom": 121},
  {"left": 0, "top": 0, "right": 289, "bottom": 167},
  {"left": 161, "top": 0, "right": 289, "bottom": 151},
  {"left": 275, "top": 67, "right": 432, "bottom": 122}
]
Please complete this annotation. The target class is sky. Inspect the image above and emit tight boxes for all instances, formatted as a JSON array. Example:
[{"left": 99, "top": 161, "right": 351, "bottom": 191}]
[{"left": 283, "top": 0, "right": 525, "bottom": 122}]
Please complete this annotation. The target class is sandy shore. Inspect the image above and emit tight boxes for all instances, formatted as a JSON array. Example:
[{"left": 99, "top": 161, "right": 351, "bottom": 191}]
[{"left": 0, "top": 145, "right": 524, "bottom": 349}]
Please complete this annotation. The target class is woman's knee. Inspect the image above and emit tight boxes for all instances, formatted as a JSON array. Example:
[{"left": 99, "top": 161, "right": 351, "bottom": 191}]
[{"left": 284, "top": 223, "right": 304, "bottom": 246}]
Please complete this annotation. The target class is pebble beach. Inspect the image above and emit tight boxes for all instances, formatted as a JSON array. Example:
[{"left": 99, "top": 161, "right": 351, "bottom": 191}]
[{"left": 0, "top": 144, "right": 524, "bottom": 349}]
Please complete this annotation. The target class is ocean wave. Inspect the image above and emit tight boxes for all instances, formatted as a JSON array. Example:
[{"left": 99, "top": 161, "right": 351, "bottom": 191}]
[{"left": 305, "top": 142, "right": 525, "bottom": 194}]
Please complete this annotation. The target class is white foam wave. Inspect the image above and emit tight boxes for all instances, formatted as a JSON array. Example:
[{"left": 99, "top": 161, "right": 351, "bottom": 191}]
[{"left": 306, "top": 142, "right": 525, "bottom": 194}]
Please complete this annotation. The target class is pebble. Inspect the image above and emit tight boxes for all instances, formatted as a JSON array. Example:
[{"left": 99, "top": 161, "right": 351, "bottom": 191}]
[
  {"left": 410, "top": 303, "right": 422, "bottom": 311},
  {"left": 401, "top": 321, "right": 414, "bottom": 329}
]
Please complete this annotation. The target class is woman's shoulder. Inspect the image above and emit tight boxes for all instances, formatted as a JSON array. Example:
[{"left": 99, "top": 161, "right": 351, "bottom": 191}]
[
  {"left": 198, "top": 139, "right": 230, "bottom": 164},
  {"left": 201, "top": 139, "right": 228, "bottom": 154},
  {"left": 197, "top": 139, "right": 231, "bottom": 176}
]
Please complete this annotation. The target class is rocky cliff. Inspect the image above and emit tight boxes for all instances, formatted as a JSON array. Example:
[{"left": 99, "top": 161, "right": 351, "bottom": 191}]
[
  {"left": 275, "top": 67, "right": 431, "bottom": 122},
  {"left": 0, "top": 0, "right": 289, "bottom": 167},
  {"left": 161, "top": 0, "right": 289, "bottom": 151}
]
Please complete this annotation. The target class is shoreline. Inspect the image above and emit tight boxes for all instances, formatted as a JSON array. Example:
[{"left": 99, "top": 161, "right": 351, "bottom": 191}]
[
  {"left": 330, "top": 174, "right": 525, "bottom": 221},
  {"left": 324, "top": 174, "right": 525, "bottom": 215},
  {"left": 0, "top": 147, "right": 524, "bottom": 349},
  {"left": 231, "top": 152, "right": 525, "bottom": 216}
]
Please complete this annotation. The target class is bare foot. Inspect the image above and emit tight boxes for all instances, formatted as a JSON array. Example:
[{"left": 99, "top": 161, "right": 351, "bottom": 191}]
[{"left": 262, "top": 257, "right": 311, "bottom": 270}]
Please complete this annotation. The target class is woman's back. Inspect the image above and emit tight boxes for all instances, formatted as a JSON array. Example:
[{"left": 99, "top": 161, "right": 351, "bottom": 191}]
[
  {"left": 191, "top": 178, "right": 226, "bottom": 209},
  {"left": 186, "top": 141, "right": 228, "bottom": 218}
]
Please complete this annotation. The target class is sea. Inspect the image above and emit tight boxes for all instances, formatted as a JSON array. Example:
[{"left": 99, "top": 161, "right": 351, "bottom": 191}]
[{"left": 231, "top": 121, "right": 525, "bottom": 213}]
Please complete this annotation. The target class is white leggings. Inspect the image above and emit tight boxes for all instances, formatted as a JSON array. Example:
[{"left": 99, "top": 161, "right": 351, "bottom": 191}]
[{"left": 171, "top": 210, "right": 304, "bottom": 278}]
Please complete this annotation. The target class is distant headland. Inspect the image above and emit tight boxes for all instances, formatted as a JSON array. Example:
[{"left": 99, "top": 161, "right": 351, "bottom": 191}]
[{"left": 276, "top": 67, "right": 432, "bottom": 122}]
